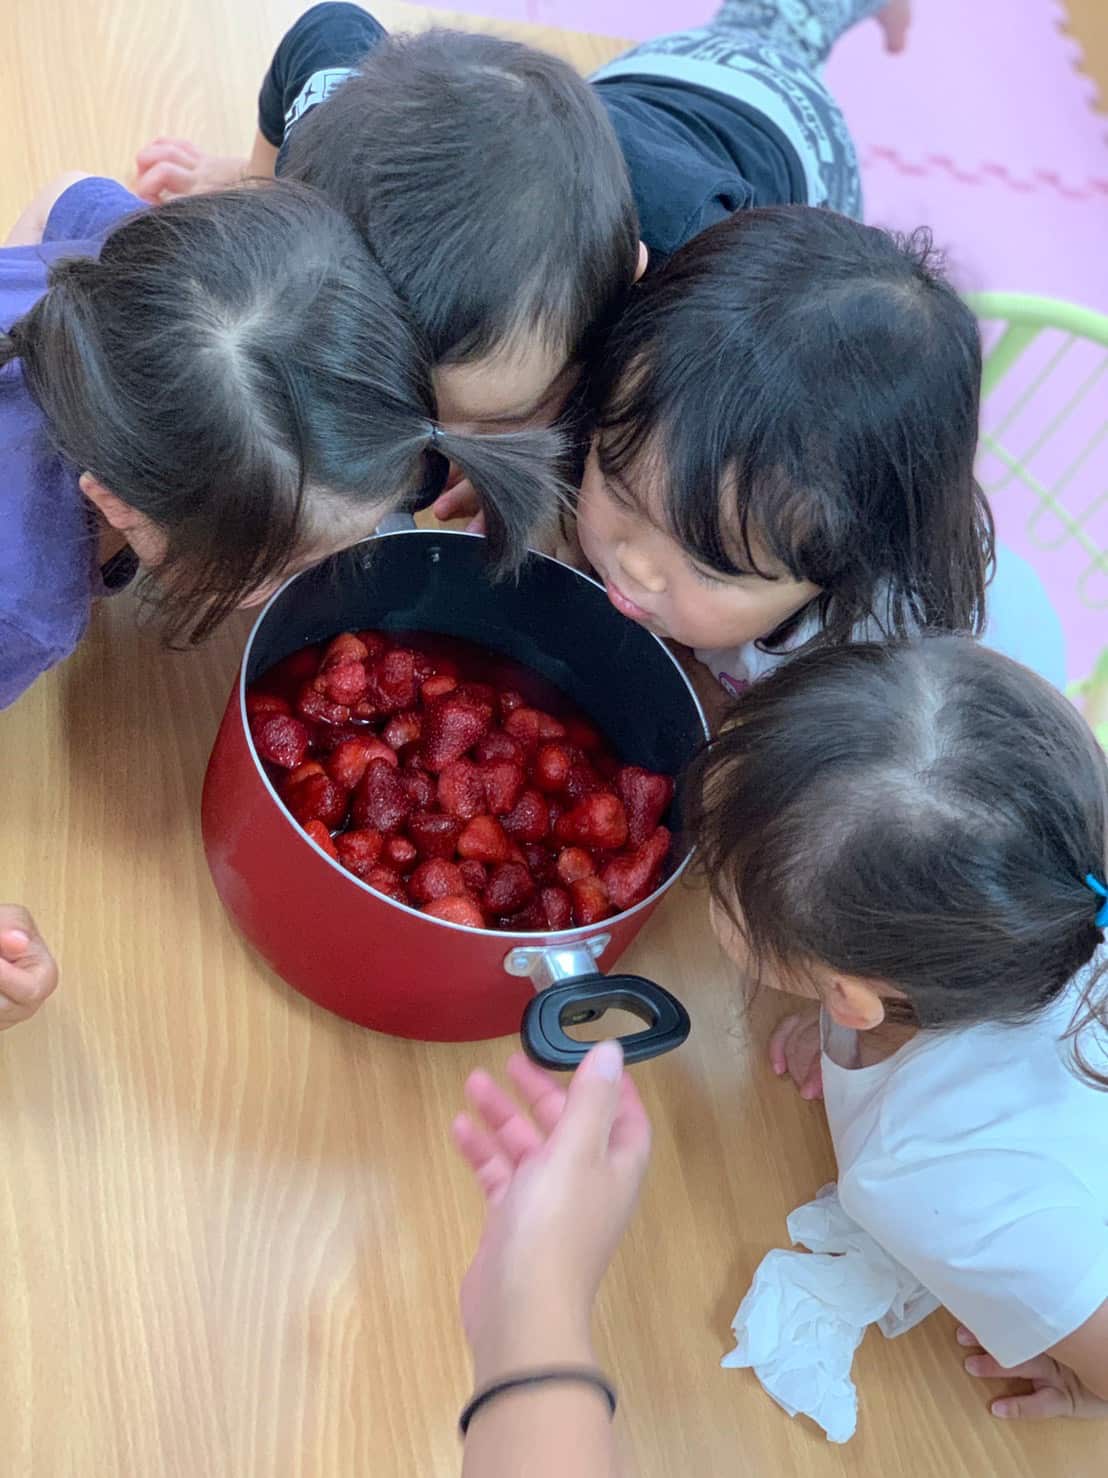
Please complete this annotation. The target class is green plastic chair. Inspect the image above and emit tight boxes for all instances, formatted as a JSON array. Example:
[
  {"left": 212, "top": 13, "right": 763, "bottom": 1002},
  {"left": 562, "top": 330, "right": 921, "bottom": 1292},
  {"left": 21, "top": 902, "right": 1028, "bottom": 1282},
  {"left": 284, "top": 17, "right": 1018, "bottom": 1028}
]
[{"left": 968, "top": 293, "right": 1108, "bottom": 744}]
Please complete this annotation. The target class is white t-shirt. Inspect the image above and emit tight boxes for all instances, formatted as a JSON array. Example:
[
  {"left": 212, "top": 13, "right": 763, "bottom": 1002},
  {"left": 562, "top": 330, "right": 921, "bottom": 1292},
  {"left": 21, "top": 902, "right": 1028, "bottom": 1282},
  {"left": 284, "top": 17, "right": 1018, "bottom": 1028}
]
[
  {"left": 696, "top": 541, "right": 1067, "bottom": 696},
  {"left": 822, "top": 964, "right": 1108, "bottom": 1368}
]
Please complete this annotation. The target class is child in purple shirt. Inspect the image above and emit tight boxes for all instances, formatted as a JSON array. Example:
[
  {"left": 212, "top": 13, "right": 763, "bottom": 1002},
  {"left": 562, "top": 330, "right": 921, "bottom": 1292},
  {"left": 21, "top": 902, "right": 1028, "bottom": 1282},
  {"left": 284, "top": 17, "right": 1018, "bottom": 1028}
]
[{"left": 0, "top": 174, "right": 564, "bottom": 710}]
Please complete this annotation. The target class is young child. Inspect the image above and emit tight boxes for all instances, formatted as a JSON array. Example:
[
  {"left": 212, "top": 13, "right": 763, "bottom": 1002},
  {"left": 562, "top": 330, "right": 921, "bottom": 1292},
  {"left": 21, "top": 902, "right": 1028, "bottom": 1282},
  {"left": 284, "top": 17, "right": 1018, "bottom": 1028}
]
[
  {"left": 134, "top": 2, "right": 909, "bottom": 436},
  {"left": 689, "top": 635, "right": 1108, "bottom": 1421},
  {"left": 0, "top": 175, "right": 563, "bottom": 709},
  {"left": 575, "top": 206, "right": 1066, "bottom": 690}
]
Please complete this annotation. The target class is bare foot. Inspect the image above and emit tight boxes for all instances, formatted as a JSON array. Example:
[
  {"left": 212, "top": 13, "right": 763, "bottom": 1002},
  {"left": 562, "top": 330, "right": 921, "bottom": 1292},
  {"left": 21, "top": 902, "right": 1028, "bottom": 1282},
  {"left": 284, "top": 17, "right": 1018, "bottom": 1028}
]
[{"left": 876, "top": 0, "right": 911, "bottom": 54}]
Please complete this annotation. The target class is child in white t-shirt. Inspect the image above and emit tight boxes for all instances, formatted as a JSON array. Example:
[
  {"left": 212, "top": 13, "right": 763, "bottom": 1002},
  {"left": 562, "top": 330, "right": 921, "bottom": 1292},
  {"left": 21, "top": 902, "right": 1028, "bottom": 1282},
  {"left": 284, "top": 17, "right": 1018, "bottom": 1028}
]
[{"left": 688, "top": 635, "right": 1108, "bottom": 1422}]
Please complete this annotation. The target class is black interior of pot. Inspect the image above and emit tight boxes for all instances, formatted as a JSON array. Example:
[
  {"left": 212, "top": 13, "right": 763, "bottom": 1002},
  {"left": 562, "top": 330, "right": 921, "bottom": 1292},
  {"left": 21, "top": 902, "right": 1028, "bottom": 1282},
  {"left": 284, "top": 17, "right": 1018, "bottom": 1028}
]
[{"left": 245, "top": 530, "right": 707, "bottom": 794}]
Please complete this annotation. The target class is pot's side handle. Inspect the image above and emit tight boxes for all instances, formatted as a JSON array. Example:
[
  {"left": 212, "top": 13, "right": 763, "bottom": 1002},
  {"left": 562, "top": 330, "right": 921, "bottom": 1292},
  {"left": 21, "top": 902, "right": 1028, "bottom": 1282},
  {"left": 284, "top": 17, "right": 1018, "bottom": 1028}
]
[{"left": 520, "top": 974, "right": 691, "bottom": 1070}]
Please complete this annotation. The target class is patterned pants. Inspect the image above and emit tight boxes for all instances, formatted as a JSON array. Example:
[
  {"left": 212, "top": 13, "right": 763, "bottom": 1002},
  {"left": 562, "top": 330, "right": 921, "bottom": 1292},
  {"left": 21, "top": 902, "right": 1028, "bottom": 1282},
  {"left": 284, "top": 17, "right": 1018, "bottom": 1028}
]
[{"left": 590, "top": 0, "right": 885, "bottom": 218}]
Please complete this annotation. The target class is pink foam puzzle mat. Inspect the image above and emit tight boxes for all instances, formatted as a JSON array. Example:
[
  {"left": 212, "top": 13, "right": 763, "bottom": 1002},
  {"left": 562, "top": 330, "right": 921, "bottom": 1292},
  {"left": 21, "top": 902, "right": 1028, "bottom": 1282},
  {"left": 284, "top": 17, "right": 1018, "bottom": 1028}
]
[{"left": 436, "top": 0, "right": 1107, "bottom": 680}]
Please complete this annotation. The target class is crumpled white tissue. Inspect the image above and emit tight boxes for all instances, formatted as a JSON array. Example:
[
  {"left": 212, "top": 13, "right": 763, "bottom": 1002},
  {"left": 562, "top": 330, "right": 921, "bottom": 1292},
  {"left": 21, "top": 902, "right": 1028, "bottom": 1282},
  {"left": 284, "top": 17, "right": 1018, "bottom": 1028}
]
[{"left": 721, "top": 1183, "right": 938, "bottom": 1443}]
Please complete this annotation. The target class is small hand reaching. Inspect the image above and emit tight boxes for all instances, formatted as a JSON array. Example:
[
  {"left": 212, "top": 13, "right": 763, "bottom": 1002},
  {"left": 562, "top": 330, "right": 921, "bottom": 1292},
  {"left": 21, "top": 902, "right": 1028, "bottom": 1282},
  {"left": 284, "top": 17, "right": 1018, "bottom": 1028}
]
[
  {"left": 0, "top": 906, "right": 59, "bottom": 1030},
  {"left": 431, "top": 470, "right": 486, "bottom": 534},
  {"left": 769, "top": 1007, "right": 823, "bottom": 1100},
  {"left": 452, "top": 1041, "right": 652, "bottom": 1384},
  {"left": 957, "top": 1327, "right": 1108, "bottom": 1421},
  {"left": 133, "top": 139, "right": 249, "bottom": 202}
]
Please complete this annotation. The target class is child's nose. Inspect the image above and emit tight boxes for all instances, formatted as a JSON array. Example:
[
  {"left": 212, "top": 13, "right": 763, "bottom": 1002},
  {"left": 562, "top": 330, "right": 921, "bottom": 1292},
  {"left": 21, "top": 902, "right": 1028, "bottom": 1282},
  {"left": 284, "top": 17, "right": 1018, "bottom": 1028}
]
[{"left": 617, "top": 541, "right": 666, "bottom": 594}]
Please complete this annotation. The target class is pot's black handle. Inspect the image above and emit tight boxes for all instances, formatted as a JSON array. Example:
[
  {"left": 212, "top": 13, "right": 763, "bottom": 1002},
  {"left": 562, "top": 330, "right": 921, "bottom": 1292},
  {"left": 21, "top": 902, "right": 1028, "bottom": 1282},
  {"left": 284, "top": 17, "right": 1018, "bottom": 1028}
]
[{"left": 521, "top": 973, "right": 690, "bottom": 1071}]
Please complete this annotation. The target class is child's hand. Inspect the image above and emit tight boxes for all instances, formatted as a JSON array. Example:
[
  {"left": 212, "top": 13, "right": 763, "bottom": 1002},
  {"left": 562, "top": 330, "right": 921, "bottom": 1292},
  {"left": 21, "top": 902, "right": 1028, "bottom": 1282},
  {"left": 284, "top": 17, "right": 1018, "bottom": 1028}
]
[
  {"left": 957, "top": 1327, "right": 1108, "bottom": 1421},
  {"left": 876, "top": 0, "right": 911, "bottom": 53},
  {"left": 133, "top": 139, "right": 248, "bottom": 202},
  {"left": 431, "top": 470, "right": 486, "bottom": 533},
  {"left": 0, "top": 906, "right": 58, "bottom": 1030},
  {"left": 452, "top": 1042, "right": 652, "bottom": 1384},
  {"left": 769, "top": 1007, "right": 823, "bottom": 1100}
]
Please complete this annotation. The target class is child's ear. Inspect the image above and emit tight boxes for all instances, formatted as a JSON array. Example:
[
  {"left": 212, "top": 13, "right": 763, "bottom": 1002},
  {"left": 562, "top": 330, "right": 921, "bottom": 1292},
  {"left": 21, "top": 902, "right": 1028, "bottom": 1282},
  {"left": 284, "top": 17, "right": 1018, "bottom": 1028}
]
[
  {"left": 634, "top": 241, "right": 648, "bottom": 282},
  {"left": 826, "top": 976, "right": 887, "bottom": 1031},
  {"left": 79, "top": 472, "right": 140, "bottom": 533}
]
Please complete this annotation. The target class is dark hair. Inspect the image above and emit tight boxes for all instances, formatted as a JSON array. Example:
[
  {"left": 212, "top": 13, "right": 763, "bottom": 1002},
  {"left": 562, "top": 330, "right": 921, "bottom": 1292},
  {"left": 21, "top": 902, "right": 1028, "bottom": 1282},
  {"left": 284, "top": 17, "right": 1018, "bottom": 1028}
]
[
  {"left": 284, "top": 29, "right": 639, "bottom": 366},
  {"left": 687, "top": 636, "right": 1108, "bottom": 1082},
  {"left": 594, "top": 208, "right": 993, "bottom": 651},
  {"left": 0, "top": 183, "right": 566, "bottom": 643}
]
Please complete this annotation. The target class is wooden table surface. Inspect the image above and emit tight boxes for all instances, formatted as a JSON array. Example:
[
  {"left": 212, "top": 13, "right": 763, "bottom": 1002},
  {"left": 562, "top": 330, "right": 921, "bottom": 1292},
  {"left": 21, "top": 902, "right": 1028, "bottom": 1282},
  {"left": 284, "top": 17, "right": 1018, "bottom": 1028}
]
[{"left": 2, "top": 3, "right": 1104, "bottom": 1473}]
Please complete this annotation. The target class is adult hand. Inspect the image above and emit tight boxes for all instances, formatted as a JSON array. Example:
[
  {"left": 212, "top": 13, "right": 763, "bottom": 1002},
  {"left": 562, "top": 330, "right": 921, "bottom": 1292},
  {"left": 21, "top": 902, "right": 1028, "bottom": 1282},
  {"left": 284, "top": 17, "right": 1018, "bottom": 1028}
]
[
  {"left": 769, "top": 1007, "right": 823, "bottom": 1100},
  {"left": 0, "top": 906, "right": 59, "bottom": 1030},
  {"left": 133, "top": 139, "right": 248, "bottom": 202},
  {"left": 452, "top": 1042, "right": 652, "bottom": 1384},
  {"left": 957, "top": 1327, "right": 1108, "bottom": 1420}
]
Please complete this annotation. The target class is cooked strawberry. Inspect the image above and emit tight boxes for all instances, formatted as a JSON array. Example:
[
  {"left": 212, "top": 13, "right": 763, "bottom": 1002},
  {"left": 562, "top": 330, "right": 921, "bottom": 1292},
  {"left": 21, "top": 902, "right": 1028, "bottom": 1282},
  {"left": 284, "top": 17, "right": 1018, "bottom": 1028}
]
[
  {"left": 504, "top": 707, "right": 567, "bottom": 751},
  {"left": 563, "top": 759, "right": 603, "bottom": 803},
  {"left": 601, "top": 826, "right": 672, "bottom": 912},
  {"left": 423, "top": 895, "right": 486, "bottom": 928},
  {"left": 246, "top": 691, "right": 291, "bottom": 722},
  {"left": 350, "top": 758, "right": 413, "bottom": 833},
  {"left": 335, "top": 828, "right": 385, "bottom": 878},
  {"left": 616, "top": 766, "right": 675, "bottom": 848},
  {"left": 265, "top": 646, "right": 322, "bottom": 695},
  {"left": 481, "top": 759, "right": 525, "bottom": 816},
  {"left": 458, "top": 859, "right": 489, "bottom": 895},
  {"left": 302, "top": 819, "right": 339, "bottom": 860},
  {"left": 351, "top": 697, "right": 382, "bottom": 721},
  {"left": 570, "top": 874, "right": 613, "bottom": 926},
  {"left": 474, "top": 729, "right": 524, "bottom": 765},
  {"left": 320, "top": 633, "right": 369, "bottom": 669},
  {"left": 482, "top": 862, "right": 535, "bottom": 915},
  {"left": 384, "top": 835, "right": 418, "bottom": 872},
  {"left": 420, "top": 673, "right": 458, "bottom": 704},
  {"left": 421, "top": 692, "right": 493, "bottom": 772},
  {"left": 382, "top": 710, "right": 422, "bottom": 750},
  {"left": 457, "top": 814, "right": 513, "bottom": 864},
  {"left": 363, "top": 866, "right": 410, "bottom": 906},
  {"left": 519, "top": 842, "right": 552, "bottom": 880},
  {"left": 498, "top": 689, "right": 526, "bottom": 720},
  {"left": 354, "top": 630, "right": 391, "bottom": 662},
  {"left": 458, "top": 681, "right": 498, "bottom": 709},
  {"left": 555, "top": 846, "right": 596, "bottom": 885},
  {"left": 532, "top": 743, "right": 573, "bottom": 793},
  {"left": 437, "top": 758, "right": 486, "bottom": 820},
  {"left": 400, "top": 769, "right": 436, "bottom": 811},
  {"left": 280, "top": 770, "right": 348, "bottom": 829},
  {"left": 408, "top": 858, "right": 467, "bottom": 904},
  {"left": 296, "top": 683, "right": 351, "bottom": 727},
  {"left": 502, "top": 789, "right": 550, "bottom": 842},
  {"left": 372, "top": 649, "right": 419, "bottom": 712},
  {"left": 286, "top": 760, "right": 325, "bottom": 784},
  {"left": 554, "top": 793, "right": 629, "bottom": 851},
  {"left": 326, "top": 735, "right": 397, "bottom": 790},
  {"left": 563, "top": 717, "right": 603, "bottom": 753},
  {"left": 504, "top": 898, "right": 546, "bottom": 931},
  {"left": 408, "top": 811, "right": 463, "bottom": 859},
  {"left": 254, "top": 714, "right": 312, "bottom": 770},
  {"left": 539, "top": 885, "right": 573, "bottom": 931}
]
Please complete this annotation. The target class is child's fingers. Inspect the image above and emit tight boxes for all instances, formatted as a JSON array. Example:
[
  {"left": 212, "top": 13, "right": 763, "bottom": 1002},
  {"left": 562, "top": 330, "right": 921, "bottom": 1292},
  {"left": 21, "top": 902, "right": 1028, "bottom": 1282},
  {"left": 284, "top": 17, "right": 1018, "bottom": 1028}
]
[
  {"left": 608, "top": 1071, "right": 653, "bottom": 1171},
  {"left": 133, "top": 161, "right": 194, "bottom": 203},
  {"left": 451, "top": 1113, "right": 513, "bottom": 1204},
  {"left": 991, "top": 1387, "right": 1073, "bottom": 1421},
  {"left": 955, "top": 1325, "right": 981, "bottom": 1347},
  {"left": 134, "top": 138, "right": 200, "bottom": 170},
  {"left": 505, "top": 1052, "right": 567, "bottom": 1135},
  {"left": 769, "top": 1014, "right": 801, "bottom": 1075},
  {"left": 0, "top": 928, "right": 30, "bottom": 961},
  {"left": 800, "top": 1059, "right": 824, "bottom": 1101},
  {"left": 464, "top": 1070, "right": 544, "bottom": 1163},
  {"left": 965, "top": 1352, "right": 1056, "bottom": 1384},
  {"left": 553, "top": 1042, "right": 623, "bottom": 1163}
]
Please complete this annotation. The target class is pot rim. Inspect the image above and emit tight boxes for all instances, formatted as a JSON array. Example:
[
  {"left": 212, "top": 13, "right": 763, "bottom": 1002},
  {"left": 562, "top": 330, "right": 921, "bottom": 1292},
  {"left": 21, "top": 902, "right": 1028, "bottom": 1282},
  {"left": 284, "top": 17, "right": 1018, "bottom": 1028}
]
[{"left": 236, "top": 528, "right": 710, "bottom": 943}]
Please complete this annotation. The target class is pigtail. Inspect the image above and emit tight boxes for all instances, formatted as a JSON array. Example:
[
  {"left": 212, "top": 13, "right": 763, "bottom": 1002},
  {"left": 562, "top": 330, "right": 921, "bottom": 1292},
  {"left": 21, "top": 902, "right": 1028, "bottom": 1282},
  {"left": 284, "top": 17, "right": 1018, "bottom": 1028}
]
[{"left": 431, "top": 424, "right": 571, "bottom": 574}]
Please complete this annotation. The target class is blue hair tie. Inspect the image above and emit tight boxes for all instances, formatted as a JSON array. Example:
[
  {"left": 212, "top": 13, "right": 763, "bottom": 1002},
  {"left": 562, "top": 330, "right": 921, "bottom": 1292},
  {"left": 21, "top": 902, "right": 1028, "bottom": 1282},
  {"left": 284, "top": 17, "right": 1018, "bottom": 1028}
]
[{"left": 1086, "top": 874, "right": 1108, "bottom": 928}]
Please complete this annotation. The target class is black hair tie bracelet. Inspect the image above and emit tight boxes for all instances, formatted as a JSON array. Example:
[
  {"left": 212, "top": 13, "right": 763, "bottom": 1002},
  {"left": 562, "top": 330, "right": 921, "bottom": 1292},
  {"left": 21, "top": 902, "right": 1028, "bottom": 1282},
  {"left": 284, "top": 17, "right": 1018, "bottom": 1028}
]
[{"left": 459, "top": 1367, "right": 617, "bottom": 1437}]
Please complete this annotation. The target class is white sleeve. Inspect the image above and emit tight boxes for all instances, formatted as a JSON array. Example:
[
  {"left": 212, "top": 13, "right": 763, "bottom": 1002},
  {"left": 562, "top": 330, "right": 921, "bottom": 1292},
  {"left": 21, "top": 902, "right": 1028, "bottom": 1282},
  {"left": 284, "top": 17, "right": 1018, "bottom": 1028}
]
[{"left": 840, "top": 1151, "right": 1108, "bottom": 1368}]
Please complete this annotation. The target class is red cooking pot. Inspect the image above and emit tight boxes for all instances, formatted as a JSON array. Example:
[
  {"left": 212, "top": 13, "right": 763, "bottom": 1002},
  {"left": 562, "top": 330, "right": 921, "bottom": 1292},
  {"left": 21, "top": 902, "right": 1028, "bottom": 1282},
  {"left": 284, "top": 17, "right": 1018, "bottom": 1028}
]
[{"left": 202, "top": 528, "right": 708, "bottom": 1068}]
